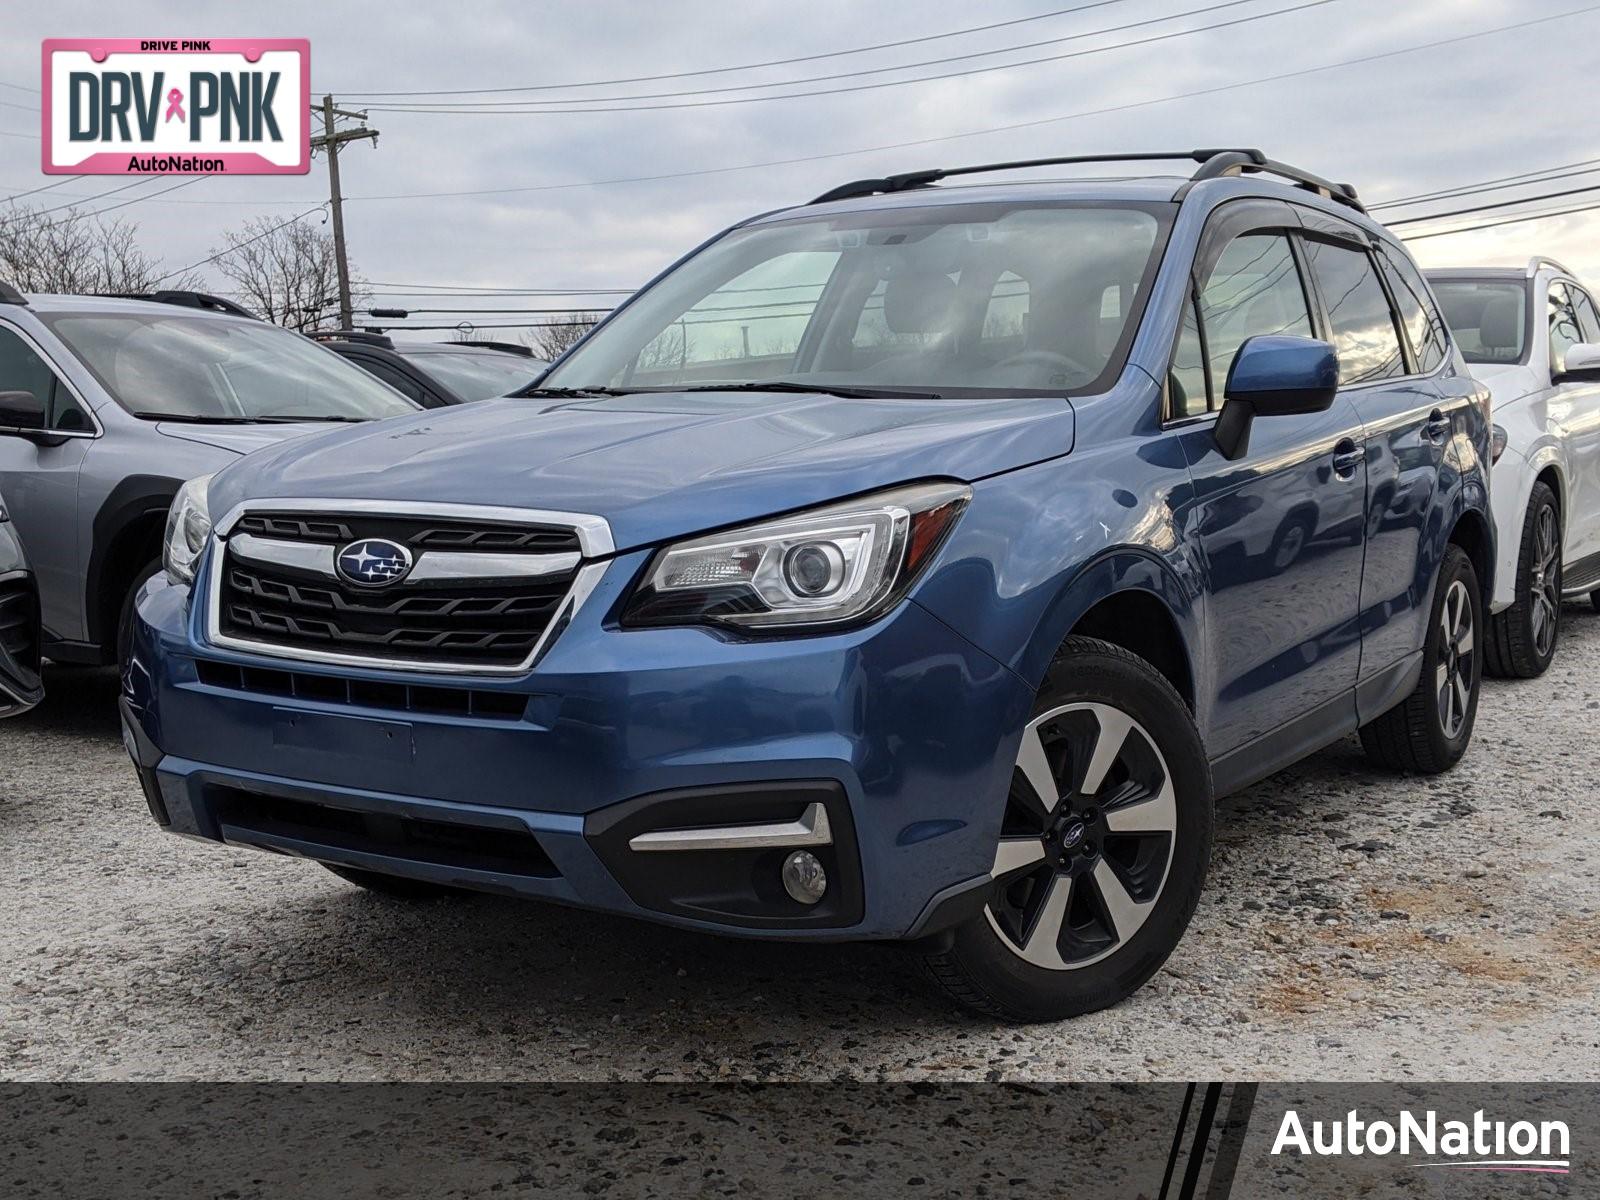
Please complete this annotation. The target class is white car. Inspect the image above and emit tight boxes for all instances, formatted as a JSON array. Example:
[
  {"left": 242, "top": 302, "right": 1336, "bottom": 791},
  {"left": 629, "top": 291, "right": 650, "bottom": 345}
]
[{"left": 1429, "top": 258, "right": 1600, "bottom": 677}]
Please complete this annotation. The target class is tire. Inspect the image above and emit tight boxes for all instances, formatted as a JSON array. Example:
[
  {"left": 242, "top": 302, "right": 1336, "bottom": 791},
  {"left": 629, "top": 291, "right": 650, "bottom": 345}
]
[
  {"left": 1485, "top": 482, "right": 1561, "bottom": 678},
  {"left": 922, "top": 636, "right": 1213, "bottom": 1023},
  {"left": 323, "top": 863, "right": 468, "bottom": 899},
  {"left": 1591, "top": 590, "right": 1600, "bottom": 614},
  {"left": 117, "top": 559, "right": 162, "bottom": 670},
  {"left": 1359, "top": 544, "right": 1482, "bottom": 774}
]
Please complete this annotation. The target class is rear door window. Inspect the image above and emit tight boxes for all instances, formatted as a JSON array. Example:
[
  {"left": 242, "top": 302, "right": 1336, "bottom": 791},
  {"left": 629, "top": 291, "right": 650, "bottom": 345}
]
[
  {"left": 1377, "top": 248, "right": 1449, "bottom": 373},
  {"left": 1302, "top": 239, "right": 1406, "bottom": 385}
]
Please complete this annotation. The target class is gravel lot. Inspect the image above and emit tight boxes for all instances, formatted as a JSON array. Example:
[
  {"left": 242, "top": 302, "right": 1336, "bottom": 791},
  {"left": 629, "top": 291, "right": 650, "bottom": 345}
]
[{"left": 3, "top": 607, "right": 1598, "bottom": 1083}]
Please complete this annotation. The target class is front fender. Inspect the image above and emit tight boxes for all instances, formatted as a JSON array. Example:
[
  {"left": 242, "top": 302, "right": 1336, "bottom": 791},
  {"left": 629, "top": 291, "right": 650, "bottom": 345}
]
[{"left": 910, "top": 455, "right": 1204, "bottom": 720}]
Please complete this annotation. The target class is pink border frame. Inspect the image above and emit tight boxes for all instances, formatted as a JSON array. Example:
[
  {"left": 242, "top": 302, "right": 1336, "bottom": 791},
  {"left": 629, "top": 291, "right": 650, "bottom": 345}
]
[{"left": 40, "top": 38, "right": 311, "bottom": 175}]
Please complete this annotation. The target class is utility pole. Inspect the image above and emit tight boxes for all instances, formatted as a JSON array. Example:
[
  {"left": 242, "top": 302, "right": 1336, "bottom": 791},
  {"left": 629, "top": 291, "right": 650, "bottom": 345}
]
[{"left": 309, "top": 95, "right": 378, "bottom": 330}]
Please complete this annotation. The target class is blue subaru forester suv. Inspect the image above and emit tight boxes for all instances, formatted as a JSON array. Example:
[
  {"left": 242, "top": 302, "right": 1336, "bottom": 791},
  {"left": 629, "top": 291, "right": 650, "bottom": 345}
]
[{"left": 124, "top": 150, "right": 1492, "bottom": 1021}]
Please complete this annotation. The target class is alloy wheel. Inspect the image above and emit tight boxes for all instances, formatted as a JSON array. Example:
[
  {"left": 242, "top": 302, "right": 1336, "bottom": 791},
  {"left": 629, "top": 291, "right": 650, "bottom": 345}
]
[
  {"left": 1436, "top": 578, "right": 1475, "bottom": 739},
  {"left": 1529, "top": 504, "right": 1561, "bottom": 660},
  {"left": 985, "top": 702, "right": 1176, "bottom": 970}
]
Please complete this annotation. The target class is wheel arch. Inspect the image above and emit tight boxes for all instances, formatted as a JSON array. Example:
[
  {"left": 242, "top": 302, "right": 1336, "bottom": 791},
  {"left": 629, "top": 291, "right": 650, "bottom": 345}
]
[
  {"left": 1447, "top": 505, "right": 1494, "bottom": 611},
  {"left": 85, "top": 475, "right": 182, "bottom": 661},
  {"left": 1019, "top": 547, "right": 1202, "bottom": 716}
]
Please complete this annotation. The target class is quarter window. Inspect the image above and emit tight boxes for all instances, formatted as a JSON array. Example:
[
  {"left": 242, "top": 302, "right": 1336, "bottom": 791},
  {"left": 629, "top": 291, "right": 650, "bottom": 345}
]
[
  {"left": 1198, "top": 232, "right": 1313, "bottom": 401},
  {"left": 1303, "top": 239, "right": 1405, "bottom": 385},
  {"left": 1570, "top": 287, "right": 1600, "bottom": 345},
  {"left": 0, "top": 326, "right": 91, "bottom": 432},
  {"left": 1549, "top": 283, "right": 1583, "bottom": 375},
  {"left": 1168, "top": 293, "right": 1209, "bottom": 418}
]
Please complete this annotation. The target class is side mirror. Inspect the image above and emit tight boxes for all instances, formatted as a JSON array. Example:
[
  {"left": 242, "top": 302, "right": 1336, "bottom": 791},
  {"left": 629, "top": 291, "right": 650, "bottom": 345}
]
[
  {"left": 0, "top": 390, "right": 45, "bottom": 434},
  {"left": 1214, "top": 335, "right": 1339, "bottom": 460},
  {"left": 1558, "top": 342, "right": 1600, "bottom": 382}
]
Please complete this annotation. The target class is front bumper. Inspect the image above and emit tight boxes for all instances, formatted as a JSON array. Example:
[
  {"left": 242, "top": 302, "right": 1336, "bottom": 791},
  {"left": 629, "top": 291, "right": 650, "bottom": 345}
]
[{"left": 123, "top": 555, "right": 1031, "bottom": 941}]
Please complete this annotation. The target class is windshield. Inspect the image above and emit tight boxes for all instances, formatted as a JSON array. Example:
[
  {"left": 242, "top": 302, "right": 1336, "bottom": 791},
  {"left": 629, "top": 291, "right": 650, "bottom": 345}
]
[
  {"left": 1429, "top": 279, "right": 1528, "bottom": 365},
  {"left": 541, "top": 202, "right": 1170, "bottom": 398},
  {"left": 41, "top": 312, "right": 421, "bottom": 422},
  {"left": 403, "top": 348, "right": 544, "bottom": 401}
]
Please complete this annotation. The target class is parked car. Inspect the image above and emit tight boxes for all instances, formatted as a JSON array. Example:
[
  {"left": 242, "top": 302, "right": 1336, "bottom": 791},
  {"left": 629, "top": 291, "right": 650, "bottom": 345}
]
[
  {"left": 311, "top": 332, "right": 548, "bottom": 407},
  {"left": 1428, "top": 259, "right": 1600, "bottom": 677},
  {"left": 0, "top": 286, "right": 421, "bottom": 669},
  {"left": 123, "top": 150, "right": 1493, "bottom": 1021},
  {"left": 0, "top": 487, "right": 43, "bottom": 718}
]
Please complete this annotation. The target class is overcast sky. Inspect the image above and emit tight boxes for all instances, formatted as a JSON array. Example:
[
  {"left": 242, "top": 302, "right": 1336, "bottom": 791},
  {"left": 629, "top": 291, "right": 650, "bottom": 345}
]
[{"left": 5, "top": 0, "right": 1600, "bottom": 339}]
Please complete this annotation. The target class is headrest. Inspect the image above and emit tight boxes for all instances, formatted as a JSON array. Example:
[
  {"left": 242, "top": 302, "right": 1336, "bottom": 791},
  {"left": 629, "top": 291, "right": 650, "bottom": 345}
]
[
  {"left": 883, "top": 271, "right": 956, "bottom": 335},
  {"left": 1479, "top": 294, "right": 1522, "bottom": 351}
]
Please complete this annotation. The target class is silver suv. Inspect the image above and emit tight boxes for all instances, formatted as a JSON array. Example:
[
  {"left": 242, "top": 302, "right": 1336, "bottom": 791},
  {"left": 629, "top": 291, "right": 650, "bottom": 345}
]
[{"left": 0, "top": 286, "right": 419, "bottom": 666}]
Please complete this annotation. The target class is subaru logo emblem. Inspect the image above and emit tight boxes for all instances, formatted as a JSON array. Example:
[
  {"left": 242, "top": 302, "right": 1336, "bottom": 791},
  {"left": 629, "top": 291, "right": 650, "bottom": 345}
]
[{"left": 336, "top": 538, "right": 413, "bottom": 587}]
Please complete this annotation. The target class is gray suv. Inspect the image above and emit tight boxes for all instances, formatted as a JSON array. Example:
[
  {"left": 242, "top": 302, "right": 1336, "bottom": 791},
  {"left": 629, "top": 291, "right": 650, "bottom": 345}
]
[{"left": 0, "top": 285, "right": 419, "bottom": 666}]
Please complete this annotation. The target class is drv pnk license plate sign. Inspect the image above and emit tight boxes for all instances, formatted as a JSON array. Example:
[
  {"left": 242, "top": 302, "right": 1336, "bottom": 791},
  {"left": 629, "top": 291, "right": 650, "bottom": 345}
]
[{"left": 41, "top": 39, "right": 310, "bottom": 175}]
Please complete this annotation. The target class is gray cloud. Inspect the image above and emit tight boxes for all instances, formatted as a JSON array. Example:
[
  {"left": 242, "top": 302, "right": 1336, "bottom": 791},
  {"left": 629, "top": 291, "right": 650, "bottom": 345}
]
[{"left": 4, "top": 0, "right": 1599, "bottom": 333}]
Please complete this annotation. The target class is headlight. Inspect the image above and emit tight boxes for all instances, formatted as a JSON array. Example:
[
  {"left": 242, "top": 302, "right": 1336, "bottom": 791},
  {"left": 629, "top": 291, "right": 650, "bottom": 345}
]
[
  {"left": 163, "top": 474, "right": 214, "bottom": 585},
  {"left": 624, "top": 480, "right": 970, "bottom": 631}
]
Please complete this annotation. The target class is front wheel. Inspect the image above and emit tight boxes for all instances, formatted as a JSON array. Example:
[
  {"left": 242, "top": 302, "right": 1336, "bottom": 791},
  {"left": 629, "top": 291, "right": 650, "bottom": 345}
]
[
  {"left": 922, "top": 636, "right": 1213, "bottom": 1023},
  {"left": 1359, "top": 544, "right": 1482, "bottom": 773}
]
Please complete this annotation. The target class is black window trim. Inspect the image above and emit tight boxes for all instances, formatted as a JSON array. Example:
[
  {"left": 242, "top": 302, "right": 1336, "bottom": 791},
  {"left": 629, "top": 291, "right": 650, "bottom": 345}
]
[{"left": 0, "top": 317, "right": 104, "bottom": 439}]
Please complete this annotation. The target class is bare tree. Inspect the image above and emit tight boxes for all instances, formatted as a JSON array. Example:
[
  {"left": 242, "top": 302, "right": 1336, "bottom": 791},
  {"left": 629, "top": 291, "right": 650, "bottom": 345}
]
[
  {"left": 0, "top": 204, "right": 190, "bottom": 294},
  {"left": 525, "top": 312, "right": 602, "bottom": 360},
  {"left": 210, "top": 216, "right": 364, "bottom": 330}
]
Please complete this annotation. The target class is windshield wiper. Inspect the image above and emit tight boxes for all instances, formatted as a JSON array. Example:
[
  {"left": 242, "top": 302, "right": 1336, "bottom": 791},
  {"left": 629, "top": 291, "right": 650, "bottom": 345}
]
[
  {"left": 672, "top": 380, "right": 942, "bottom": 400},
  {"left": 251, "top": 414, "right": 369, "bottom": 423},
  {"left": 131, "top": 413, "right": 258, "bottom": 424},
  {"left": 515, "top": 385, "right": 638, "bottom": 398}
]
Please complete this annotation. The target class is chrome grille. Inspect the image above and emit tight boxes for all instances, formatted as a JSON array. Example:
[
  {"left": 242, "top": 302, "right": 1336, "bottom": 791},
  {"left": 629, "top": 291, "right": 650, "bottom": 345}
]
[{"left": 206, "top": 503, "right": 609, "bottom": 675}]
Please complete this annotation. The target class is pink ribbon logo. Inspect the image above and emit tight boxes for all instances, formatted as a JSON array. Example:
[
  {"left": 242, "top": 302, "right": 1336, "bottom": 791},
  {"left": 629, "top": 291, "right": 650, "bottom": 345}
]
[{"left": 164, "top": 88, "right": 185, "bottom": 123}]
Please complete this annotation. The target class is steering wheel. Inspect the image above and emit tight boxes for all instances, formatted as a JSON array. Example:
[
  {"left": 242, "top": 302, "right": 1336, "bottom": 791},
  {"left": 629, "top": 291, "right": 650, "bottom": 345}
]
[{"left": 991, "top": 349, "right": 1092, "bottom": 386}]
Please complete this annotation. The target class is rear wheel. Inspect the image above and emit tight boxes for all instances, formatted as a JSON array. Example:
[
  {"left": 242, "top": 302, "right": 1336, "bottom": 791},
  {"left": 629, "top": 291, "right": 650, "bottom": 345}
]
[
  {"left": 1485, "top": 482, "right": 1561, "bottom": 678},
  {"left": 1359, "top": 544, "right": 1481, "bottom": 773},
  {"left": 922, "top": 637, "right": 1212, "bottom": 1022},
  {"left": 323, "top": 863, "right": 469, "bottom": 899}
]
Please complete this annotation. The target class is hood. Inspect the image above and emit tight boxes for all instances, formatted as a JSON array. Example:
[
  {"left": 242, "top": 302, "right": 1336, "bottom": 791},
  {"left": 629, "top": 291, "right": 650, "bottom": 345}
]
[
  {"left": 155, "top": 421, "right": 332, "bottom": 457},
  {"left": 207, "top": 390, "right": 1078, "bottom": 553}
]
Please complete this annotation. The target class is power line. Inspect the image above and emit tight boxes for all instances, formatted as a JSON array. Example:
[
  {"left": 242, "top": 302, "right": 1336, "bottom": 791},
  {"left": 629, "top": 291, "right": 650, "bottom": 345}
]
[
  {"left": 1401, "top": 198, "right": 1600, "bottom": 241},
  {"left": 1370, "top": 157, "right": 1600, "bottom": 210},
  {"left": 1386, "top": 182, "right": 1600, "bottom": 228},
  {"left": 154, "top": 204, "right": 328, "bottom": 282},
  {"left": 337, "top": 1, "right": 1135, "bottom": 96},
  {"left": 366, "top": 0, "right": 1340, "bottom": 116},
  {"left": 337, "top": 6, "right": 1600, "bottom": 202},
  {"left": 365, "top": 0, "right": 1272, "bottom": 110},
  {"left": 2, "top": 176, "right": 86, "bottom": 205},
  {"left": 36, "top": 177, "right": 205, "bottom": 229},
  {"left": 28, "top": 176, "right": 163, "bottom": 219}
]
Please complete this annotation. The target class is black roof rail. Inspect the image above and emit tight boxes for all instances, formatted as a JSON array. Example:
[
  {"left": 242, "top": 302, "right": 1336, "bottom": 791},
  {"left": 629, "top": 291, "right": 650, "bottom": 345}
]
[
  {"left": 309, "top": 329, "right": 395, "bottom": 349},
  {"left": 810, "top": 147, "right": 1365, "bottom": 214},
  {"left": 449, "top": 339, "right": 536, "bottom": 357},
  {"left": 104, "top": 290, "right": 259, "bottom": 318},
  {"left": 1186, "top": 150, "right": 1364, "bottom": 213},
  {"left": 0, "top": 280, "right": 27, "bottom": 306}
]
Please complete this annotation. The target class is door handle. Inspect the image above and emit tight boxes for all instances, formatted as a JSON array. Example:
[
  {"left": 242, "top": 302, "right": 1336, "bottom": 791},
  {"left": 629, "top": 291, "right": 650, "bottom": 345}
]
[
  {"left": 1332, "top": 438, "right": 1364, "bottom": 478},
  {"left": 1425, "top": 409, "right": 1451, "bottom": 441}
]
